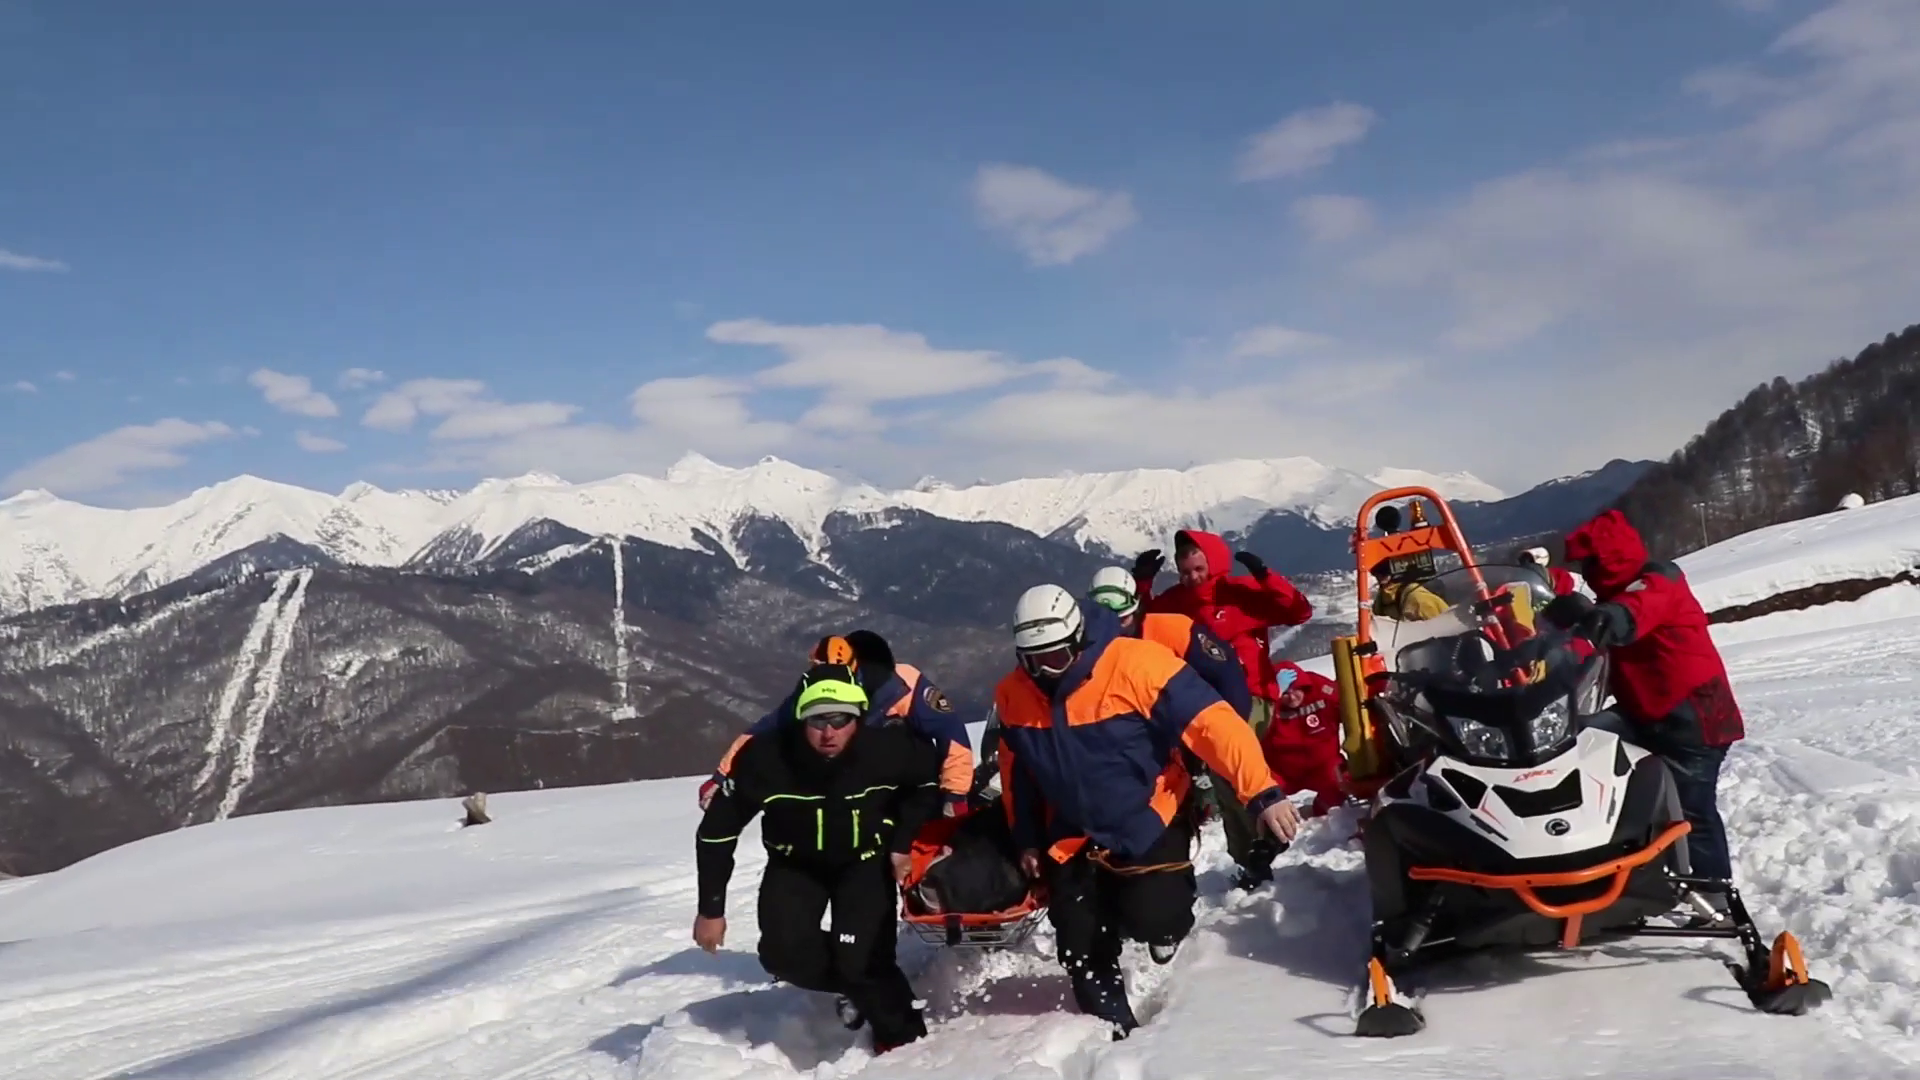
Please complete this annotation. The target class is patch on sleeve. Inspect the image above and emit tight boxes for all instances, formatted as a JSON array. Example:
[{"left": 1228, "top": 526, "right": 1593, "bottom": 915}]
[
  {"left": 924, "top": 685, "right": 955, "bottom": 713},
  {"left": 719, "top": 776, "right": 735, "bottom": 798},
  {"left": 1198, "top": 632, "right": 1229, "bottom": 663}
]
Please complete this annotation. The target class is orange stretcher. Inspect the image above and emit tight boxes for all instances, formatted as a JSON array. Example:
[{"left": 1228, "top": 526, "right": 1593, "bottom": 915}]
[{"left": 896, "top": 809, "right": 1048, "bottom": 949}]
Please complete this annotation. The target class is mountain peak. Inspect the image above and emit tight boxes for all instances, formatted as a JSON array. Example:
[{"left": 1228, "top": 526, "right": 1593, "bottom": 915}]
[
  {"left": 0, "top": 488, "right": 62, "bottom": 509},
  {"left": 666, "top": 451, "right": 725, "bottom": 482}
]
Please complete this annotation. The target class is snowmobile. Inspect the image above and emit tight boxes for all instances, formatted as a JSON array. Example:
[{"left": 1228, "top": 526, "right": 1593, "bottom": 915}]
[{"left": 1326, "top": 487, "right": 1832, "bottom": 1038}]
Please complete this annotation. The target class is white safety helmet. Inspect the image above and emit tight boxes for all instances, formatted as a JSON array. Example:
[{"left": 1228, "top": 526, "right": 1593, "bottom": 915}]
[
  {"left": 1012, "top": 584, "right": 1086, "bottom": 679},
  {"left": 1087, "top": 566, "right": 1140, "bottom": 617}
]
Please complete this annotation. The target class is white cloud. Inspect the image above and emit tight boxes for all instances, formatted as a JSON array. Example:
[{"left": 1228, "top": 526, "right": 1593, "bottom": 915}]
[
  {"left": 0, "top": 248, "right": 67, "bottom": 272},
  {"left": 1235, "top": 102, "right": 1378, "bottom": 181},
  {"left": 2, "top": 419, "right": 235, "bottom": 496},
  {"left": 338, "top": 367, "right": 386, "bottom": 390},
  {"left": 10, "top": 380, "right": 34, "bottom": 393},
  {"left": 248, "top": 368, "right": 339, "bottom": 418},
  {"left": 295, "top": 431, "right": 346, "bottom": 453},
  {"left": 357, "top": 377, "right": 575, "bottom": 442},
  {"left": 1319, "top": 0, "right": 1920, "bottom": 481},
  {"left": 430, "top": 401, "right": 579, "bottom": 441},
  {"left": 1228, "top": 325, "right": 1334, "bottom": 360},
  {"left": 709, "top": 318, "right": 1027, "bottom": 404},
  {"left": 971, "top": 164, "right": 1138, "bottom": 266},
  {"left": 52, "top": 370, "right": 75, "bottom": 382},
  {"left": 940, "top": 350, "right": 1426, "bottom": 480},
  {"left": 1291, "top": 194, "right": 1375, "bottom": 243},
  {"left": 360, "top": 378, "right": 486, "bottom": 431}
]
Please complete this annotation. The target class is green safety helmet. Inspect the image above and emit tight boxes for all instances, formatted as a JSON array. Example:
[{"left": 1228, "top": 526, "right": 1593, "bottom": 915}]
[{"left": 794, "top": 665, "right": 869, "bottom": 721}]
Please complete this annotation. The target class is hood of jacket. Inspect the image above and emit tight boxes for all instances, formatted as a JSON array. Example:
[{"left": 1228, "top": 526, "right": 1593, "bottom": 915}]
[
  {"left": 1563, "top": 510, "right": 1649, "bottom": 593},
  {"left": 1175, "top": 529, "right": 1235, "bottom": 588}
]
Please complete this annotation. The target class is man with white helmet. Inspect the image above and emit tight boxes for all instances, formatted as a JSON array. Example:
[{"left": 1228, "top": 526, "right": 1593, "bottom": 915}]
[{"left": 994, "top": 583, "right": 1299, "bottom": 1038}]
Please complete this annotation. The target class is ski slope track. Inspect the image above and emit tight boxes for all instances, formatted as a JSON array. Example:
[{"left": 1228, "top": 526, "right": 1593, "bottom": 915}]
[{"left": 9, "top": 506, "right": 1920, "bottom": 1076}]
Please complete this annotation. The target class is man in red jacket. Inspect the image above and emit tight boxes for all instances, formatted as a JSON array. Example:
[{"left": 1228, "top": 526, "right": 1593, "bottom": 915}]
[
  {"left": 1133, "top": 529, "right": 1314, "bottom": 885},
  {"left": 1559, "top": 510, "right": 1744, "bottom": 921},
  {"left": 1260, "top": 662, "right": 1345, "bottom": 818}
]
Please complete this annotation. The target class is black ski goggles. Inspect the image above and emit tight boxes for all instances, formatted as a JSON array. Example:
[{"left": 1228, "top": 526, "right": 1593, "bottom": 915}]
[{"left": 803, "top": 711, "right": 859, "bottom": 730}]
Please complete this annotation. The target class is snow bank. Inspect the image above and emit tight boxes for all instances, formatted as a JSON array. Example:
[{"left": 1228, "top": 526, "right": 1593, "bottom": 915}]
[{"left": 1683, "top": 491, "right": 1920, "bottom": 612}]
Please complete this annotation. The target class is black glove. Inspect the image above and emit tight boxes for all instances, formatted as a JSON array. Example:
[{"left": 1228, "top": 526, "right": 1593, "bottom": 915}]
[
  {"left": 1541, "top": 592, "right": 1593, "bottom": 631},
  {"left": 1234, "top": 551, "right": 1269, "bottom": 578},
  {"left": 1132, "top": 549, "right": 1164, "bottom": 580},
  {"left": 1574, "top": 603, "right": 1633, "bottom": 648}
]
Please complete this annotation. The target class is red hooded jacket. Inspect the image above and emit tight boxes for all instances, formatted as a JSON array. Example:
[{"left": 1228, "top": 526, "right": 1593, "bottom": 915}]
[
  {"left": 1563, "top": 511, "right": 1744, "bottom": 746},
  {"left": 1135, "top": 530, "right": 1313, "bottom": 701}
]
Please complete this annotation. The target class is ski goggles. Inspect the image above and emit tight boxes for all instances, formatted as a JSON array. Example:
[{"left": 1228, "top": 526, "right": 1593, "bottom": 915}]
[
  {"left": 1017, "top": 642, "right": 1077, "bottom": 679},
  {"left": 1089, "top": 584, "right": 1136, "bottom": 614},
  {"left": 804, "top": 711, "right": 859, "bottom": 731}
]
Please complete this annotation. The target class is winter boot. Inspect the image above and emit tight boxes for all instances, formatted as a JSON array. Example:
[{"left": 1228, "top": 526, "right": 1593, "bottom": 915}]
[{"left": 1069, "top": 966, "right": 1139, "bottom": 1039}]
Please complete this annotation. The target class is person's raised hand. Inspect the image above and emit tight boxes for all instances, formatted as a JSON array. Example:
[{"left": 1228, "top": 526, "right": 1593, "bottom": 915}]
[
  {"left": 1132, "top": 549, "right": 1164, "bottom": 581},
  {"left": 1234, "top": 551, "right": 1270, "bottom": 579}
]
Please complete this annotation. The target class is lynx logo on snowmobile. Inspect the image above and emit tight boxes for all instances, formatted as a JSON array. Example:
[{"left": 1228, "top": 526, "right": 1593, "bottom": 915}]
[{"left": 1545, "top": 818, "right": 1571, "bottom": 836}]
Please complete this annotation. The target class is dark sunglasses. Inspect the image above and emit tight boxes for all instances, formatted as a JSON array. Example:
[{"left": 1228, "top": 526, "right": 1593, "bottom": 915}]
[{"left": 805, "top": 713, "right": 859, "bottom": 730}]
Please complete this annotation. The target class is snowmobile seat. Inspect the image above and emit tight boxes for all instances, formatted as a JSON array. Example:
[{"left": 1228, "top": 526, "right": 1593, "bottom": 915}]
[{"left": 898, "top": 807, "right": 1046, "bottom": 949}]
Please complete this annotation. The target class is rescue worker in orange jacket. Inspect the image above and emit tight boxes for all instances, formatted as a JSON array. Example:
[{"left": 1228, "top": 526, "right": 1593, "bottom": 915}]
[
  {"left": 1087, "top": 567, "right": 1288, "bottom": 887},
  {"left": 997, "top": 584, "right": 1300, "bottom": 1038},
  {"left": 700, "top": 631, "right": 973, "bottom": 814}
]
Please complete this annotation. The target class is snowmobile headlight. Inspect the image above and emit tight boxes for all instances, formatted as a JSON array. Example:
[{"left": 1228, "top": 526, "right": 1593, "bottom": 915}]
[
  {"left": 1528, "top": 700, "right": 1572, "bottom": 752},
  {"left": 1448, "top": 716, "right": 1510, "bottom": 759}
]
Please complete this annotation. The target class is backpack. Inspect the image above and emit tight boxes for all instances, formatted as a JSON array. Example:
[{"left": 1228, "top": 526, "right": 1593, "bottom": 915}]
[{"left": 913, "top": 809, "right": 1028, "bottom": 915}]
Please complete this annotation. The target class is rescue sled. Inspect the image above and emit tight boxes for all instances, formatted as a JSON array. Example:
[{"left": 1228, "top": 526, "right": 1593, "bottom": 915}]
[
  {"left": 897, "top": 805, "right": 1047, "bottom": 950},
  {"left": 1326, "top": 487, "right": 1832, "bottom": 1038}
]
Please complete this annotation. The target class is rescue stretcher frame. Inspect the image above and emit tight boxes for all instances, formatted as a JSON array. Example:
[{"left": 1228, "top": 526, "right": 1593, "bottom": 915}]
[{"left": 897, "top": 807, "right": 1048, "bottom": 950}]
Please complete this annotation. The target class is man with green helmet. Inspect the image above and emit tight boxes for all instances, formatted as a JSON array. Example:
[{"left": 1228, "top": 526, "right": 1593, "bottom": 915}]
[{"left": 693, "top": 662, "right": 946, "bottom": 1054}]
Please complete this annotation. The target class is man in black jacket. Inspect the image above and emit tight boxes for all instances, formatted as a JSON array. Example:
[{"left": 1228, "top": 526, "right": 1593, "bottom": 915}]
[{"left": 693, "top": 663, "right": 945, "bottom": 1053}]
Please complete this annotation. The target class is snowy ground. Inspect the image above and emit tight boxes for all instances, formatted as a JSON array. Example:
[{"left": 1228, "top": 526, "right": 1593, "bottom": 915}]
[{"left": 11, "top": 501, "right": 1920, "bottom": 1078}]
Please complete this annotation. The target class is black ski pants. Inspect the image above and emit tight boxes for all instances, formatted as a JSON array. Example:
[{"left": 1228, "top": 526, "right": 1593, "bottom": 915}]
[
  {"left": 756, "top": 854, "right": 926, "bottom": 1046},
  {"left": 1044, "top": 815, "right": 1197, "bottom": 977}
]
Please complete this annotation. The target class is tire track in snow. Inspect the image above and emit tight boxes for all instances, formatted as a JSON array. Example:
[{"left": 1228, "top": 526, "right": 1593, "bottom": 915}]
[
  {"left": 192, "top": 571, "right": 299, "bottom": 798},
  {"left": 217, "top": 567, "right": 313, "bottom": 821}
]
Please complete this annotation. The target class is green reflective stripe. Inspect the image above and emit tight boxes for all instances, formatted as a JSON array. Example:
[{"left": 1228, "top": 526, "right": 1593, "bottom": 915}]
[
  {"left": 764, "top": 793, "right": 825, "bottom": 802},
  {"left": 852, "top": 808, "right": 860, "bottom": 845},
  {"left": 698, "top": 834, "right": 740, "bottom": 843},
  {"left": 816, "top": 807, "right": 824, "bottom": 849},
  {"left": 847, "top": 785, "right": 898, "bottom": 798}
]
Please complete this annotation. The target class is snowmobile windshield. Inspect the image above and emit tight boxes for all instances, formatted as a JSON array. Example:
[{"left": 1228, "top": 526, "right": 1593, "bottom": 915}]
[
  {"left": 1378, "top": 560, "right": 1557, "bottom": 660},
  {"left": 1388, "top": 623, "right": 1600, "bottom": 769}
]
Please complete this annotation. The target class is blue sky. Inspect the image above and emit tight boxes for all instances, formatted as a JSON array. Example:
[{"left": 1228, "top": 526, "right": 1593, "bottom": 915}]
[{"left": 2, "top": 0, "right": 1916, "bottom": 506}]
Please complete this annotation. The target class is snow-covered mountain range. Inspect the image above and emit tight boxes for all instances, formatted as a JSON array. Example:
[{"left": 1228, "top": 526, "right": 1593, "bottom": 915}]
[{"left": 0, "top": 454, "right": 1507, "bottom": 616}]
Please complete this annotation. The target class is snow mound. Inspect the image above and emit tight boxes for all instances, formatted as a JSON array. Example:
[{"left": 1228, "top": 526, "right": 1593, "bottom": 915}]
[{"left": 1683, "top": 491, "right": 1920, "bottom": 612}]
